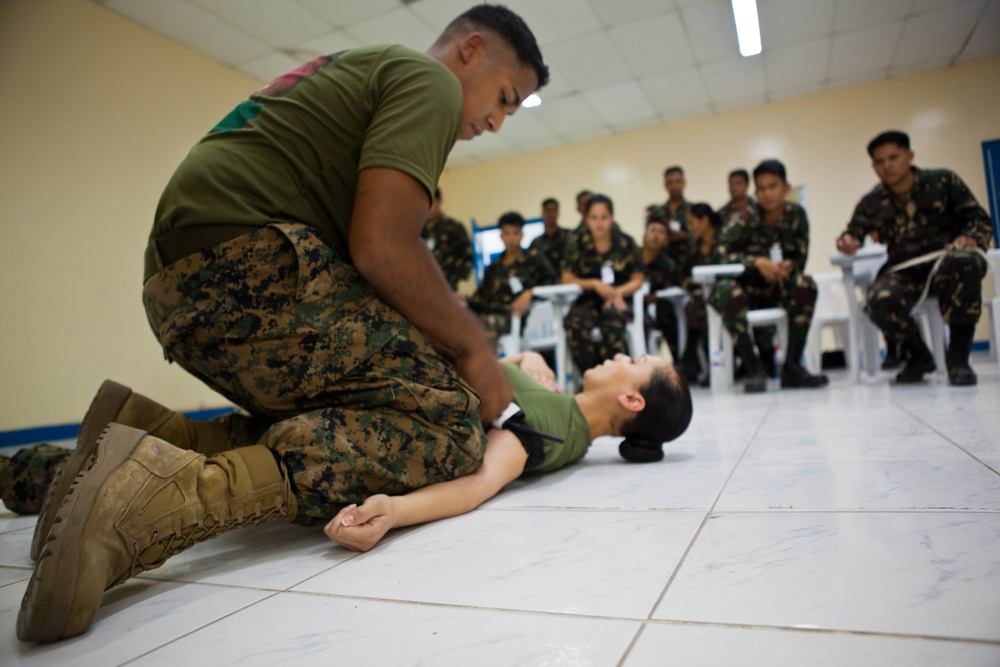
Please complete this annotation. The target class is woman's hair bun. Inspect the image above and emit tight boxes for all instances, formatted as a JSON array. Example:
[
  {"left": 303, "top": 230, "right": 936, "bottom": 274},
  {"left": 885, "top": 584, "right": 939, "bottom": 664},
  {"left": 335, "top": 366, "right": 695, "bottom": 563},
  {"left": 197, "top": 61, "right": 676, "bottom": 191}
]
[{"left": 619, "top": 437, "right": 664, "bottom": 463}]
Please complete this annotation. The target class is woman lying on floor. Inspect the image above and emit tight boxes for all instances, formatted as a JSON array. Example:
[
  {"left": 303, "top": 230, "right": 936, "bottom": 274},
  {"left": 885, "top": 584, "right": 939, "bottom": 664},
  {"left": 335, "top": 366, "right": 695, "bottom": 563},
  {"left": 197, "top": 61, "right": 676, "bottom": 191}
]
[{"left": 325, "top": 351, "right": 693, "bottom": 552}]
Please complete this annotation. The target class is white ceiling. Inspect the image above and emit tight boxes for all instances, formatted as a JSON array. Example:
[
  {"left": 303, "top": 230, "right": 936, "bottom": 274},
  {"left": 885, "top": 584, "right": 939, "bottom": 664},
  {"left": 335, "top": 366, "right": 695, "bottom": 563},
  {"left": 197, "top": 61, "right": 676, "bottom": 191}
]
[{"left": 92, "top": 0, "right": 1000, "bottom": 169}]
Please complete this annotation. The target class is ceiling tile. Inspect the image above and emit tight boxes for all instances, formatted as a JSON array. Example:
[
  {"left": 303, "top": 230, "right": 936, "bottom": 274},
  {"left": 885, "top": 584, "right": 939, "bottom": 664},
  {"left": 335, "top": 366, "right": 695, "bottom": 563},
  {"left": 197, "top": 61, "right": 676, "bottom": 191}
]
[
  {"left": 827, "top": 69, "right": 887, "bottom": 90},
  {"left": 502, "top": 0, "right": 603, "bottom": 46},
  {"left": 296, "top": 0, "right": 401, "bottom": 29},
  {"left": 535, "top": 64, "right": 575, "bottom": 102},
  {"left": 658, "top": 103, "right": 715, "bottom": 123},
  {"left": 236, "top": 50, "right": 302, "bottom": 83},
  {"left": 767, "top": 81, "right": 826, "bottom": 102},
  {"left": 103, "top": 0, "right": 272, "bottom": 65},
  {"left": 764, "top": 37, "right": 830, "bottom": 90},
  {"left": 828, "top": 21, "right": 904, "bottom": 79},
  {"left": 343, "top": 7, "right": 440, "bottom": 52},
  {"left": 587, "top": 0, "right": 678, "bottom": 27},
  {"left": 535, "top": 94, "right": 610, "bottom": 136},
  {"left": 542, "top": 30, "right": 636, "bottom": 91},
  {"left": 699, "top": 55, "right": 766, "bottom": 103},
  {"left": 959, "top": 0, "right": 1000, "bottom": 60},
  {"left": 583, "top": 81, "right": 658, "bottom": 131},
  {"left": 497, "top": 110, "right": 563, "bottom": 150},
  {"left": 610, "top": 12, "right": 696, "bottom": 78},
  {"left": 408, "top": 0, "right": 491, "bottom": 34},
  {"left": 758, "top": 0, "right": 836, "bottom": 48},
  {"left": 833, "top": 0, "right": 912, "bottom": 32},
  {"left": 713, "top": 93, "right": 767, "bottom": 113},
  {"left": 463, "top": 131, "right": 518, "bottom": 162},
  {"left": 681, "top": 0, "right": 741, "bottom": 64},
  {"left": 560, "top": 126, "right": 615, "bottom": 145},
  {"left": 889, "top": 58, "right": 954, "bottom": 78},
  {"left": 295, "top": 30, "right": 365, "bottom": 59},
  {"left": 910, "top": 0, "right": 984, "bottom": 12},
  {"left": 190, "top": 0, "right": 331, "bottom": 48},
  {"left": 640, "top": 68, "right": 711, "bottom": 114},
  {"left": 893, "top": 2, "right": 984, "bottom": 66}
]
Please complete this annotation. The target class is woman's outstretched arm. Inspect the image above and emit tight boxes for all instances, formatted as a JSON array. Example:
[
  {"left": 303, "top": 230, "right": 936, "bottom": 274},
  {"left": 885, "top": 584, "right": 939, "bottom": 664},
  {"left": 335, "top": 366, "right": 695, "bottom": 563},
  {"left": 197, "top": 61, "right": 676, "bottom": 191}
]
[{"left": 325, "top": 428, "right": 529, "bottom": 551}]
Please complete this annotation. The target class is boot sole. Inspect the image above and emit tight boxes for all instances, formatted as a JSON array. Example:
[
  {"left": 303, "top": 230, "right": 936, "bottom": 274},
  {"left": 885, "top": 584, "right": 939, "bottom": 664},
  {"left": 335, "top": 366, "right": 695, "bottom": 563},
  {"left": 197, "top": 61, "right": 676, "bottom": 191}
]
[
  {"left": 17, "top": 423, "right": 146, "bottom": 643},
  {"left": 29, "top": 380, "right": 133, "bottom": 561}
]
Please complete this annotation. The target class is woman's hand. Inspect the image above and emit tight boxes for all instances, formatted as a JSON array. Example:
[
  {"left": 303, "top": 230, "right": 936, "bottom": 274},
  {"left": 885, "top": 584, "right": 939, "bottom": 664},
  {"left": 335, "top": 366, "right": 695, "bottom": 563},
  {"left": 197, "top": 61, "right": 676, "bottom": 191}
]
[
  {"left": 324, "top": 495, "right": 397, "bottom": 552},
  {"left": 593, "top": 282, "right": 617, "bottom": 301},
  {"left": 518, "top": 351, "right": 562, "bottom": 393}
]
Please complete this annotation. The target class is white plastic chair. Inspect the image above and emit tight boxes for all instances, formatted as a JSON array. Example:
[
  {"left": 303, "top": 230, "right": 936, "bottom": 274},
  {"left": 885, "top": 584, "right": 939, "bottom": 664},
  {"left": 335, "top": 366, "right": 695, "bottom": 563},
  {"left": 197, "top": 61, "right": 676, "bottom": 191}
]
[
  {"left": 911, "top": 297, "right": 947, "bottom": 377},
  {"left": 498, "top": 298, "right": 564, "bottom": 375},
  {"left": 804, "top": 272, "right": 852, "bottom": 376},
  {"left": 692, "top": 264, "right": 789, "bottom": 393},
  {"left": 646, "top": 286, "right": 690, "bottom": 363},
  {"left": 528, "top": 284, "right": 582, "bottom": 392},
  {"left": 627, "top": 282, "right": 650, "bottom": 358},
  {"left": 987, "top": 248, "right": 1000, "bottom": 368}
]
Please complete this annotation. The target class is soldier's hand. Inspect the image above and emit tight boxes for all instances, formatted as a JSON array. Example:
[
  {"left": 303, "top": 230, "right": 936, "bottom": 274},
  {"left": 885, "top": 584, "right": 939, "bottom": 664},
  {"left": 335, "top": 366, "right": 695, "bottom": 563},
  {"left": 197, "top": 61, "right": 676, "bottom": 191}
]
[
  {"left": 325, "top": 496, "right": 395, "bottom": 552},
  {"left": 457, "top": 346, "right": 513, "bottom": 424},
  {"left": 594, "top": 282, "right": 617, "bottom": 301},
  {"left": 837, "top": 233, "right": 861, "bottom": 255},
  {"left": 511, "top": 291, "right": 533, "bottom": 317},
  {"left": 753, "top": 257, "right": 782, "bottom": 283},
  {"left": 949, "top": 235, "right": 979, "bottom": 251}
]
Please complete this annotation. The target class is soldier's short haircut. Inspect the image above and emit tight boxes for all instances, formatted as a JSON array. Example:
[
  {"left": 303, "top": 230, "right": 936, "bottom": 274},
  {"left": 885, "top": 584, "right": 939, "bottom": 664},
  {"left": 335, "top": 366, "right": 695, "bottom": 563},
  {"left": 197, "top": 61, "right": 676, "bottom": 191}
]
[
  {"left": 442, "top": 4, "right": 550, "bottom": 88},
  {"left": 497, "top": 211, "right": 525, "bottom": 229},
  {"left": 542, "top": 197, "right": 559, "bottom": 208},
  {"left": 584, "top": 193, "right": 614, "bottom": 216},
  {"left": 664, "top": 165, "right": 684, "bottom": 178},
  {"left": 645, "top": 208, "right": 667, "bottom": 226},
  {"left": 753, "top": 159, "right": 787, "bottom": 184},
  {"left": 688, "top": 202, "right": 723, "bottom": 230},
  {"left": 575, "top": 189, "right": 592, "bottom": 203},
  {"left": 728, "top": 169, "right": 750, "bottom": 183},
  {"left": 867, "top": 130, "right": 910, "bottom": 157}
]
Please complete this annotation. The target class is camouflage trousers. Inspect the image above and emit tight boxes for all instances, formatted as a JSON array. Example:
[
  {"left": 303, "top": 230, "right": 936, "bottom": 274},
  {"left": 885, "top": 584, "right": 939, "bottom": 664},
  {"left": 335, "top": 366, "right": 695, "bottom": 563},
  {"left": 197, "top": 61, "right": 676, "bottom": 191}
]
[
  {"left": 709, "top": 272, "right": 817, "bottom": 340},
  {"left": 866, "top": 251, "right": 987, "bottom": 346},
  {"left": 0, "top": 445, "right": 70, "bottom": 515},
  {"left": 565, "top": 297, "right": 630, "bottom": 373},
  {"left": 644, "top": 299, "right": 679, "bottom": 357},
  {"left": 143, "top": 223, "right": 487, "bottom": 526},
  {"left": 685, "top": 285, "right": 708, "bottom": 333}
]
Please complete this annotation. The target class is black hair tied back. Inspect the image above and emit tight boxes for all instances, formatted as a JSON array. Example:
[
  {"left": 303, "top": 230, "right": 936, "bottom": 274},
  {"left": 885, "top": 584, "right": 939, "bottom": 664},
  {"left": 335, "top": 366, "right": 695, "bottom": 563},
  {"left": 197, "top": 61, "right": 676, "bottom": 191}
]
[{"left": 619, "top": 436, "right": 664, "bottom": 463}]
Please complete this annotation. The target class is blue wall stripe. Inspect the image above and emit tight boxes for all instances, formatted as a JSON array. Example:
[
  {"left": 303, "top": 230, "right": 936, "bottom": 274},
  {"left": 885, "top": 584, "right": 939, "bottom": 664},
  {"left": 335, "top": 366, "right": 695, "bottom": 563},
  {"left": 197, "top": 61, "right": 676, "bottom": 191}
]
[{"left": 0, "top": 407, "right": 235, "bottom": 448}]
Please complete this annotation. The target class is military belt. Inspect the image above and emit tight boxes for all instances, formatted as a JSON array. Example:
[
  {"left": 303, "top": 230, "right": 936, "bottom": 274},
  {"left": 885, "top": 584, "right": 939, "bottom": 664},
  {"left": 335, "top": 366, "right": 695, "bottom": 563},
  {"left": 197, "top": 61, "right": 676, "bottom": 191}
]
[{"left": 143, "top": 224, "right": 261, "bottom": 281}]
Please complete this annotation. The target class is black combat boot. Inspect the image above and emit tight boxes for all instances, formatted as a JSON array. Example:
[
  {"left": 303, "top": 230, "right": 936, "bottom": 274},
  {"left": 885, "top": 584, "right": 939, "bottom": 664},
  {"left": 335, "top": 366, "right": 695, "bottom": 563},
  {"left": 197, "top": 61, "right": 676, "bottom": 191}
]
[
  {"left": 895, "top": 335, "right": 936, "bottom": 383},
  {"left": 735, "top": 335, "right": 767, "bottom": 393},
  {"left": 946, "top": 324, "right": 977, "bottom": 386},
  {"left": 780, "top": 332, "right": 829, "bottom": 389}
]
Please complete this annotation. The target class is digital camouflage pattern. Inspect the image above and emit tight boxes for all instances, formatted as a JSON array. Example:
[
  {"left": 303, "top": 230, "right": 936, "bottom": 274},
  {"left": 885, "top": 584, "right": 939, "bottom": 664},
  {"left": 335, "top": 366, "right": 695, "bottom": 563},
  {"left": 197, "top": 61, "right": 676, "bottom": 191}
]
[
  {"left": 143, "top": 223, "right": 487, "bottom": 526},
  {"left": 711, "top": 202, "right": 817, "bottom": 339},
  {"left": 845, "top": 167, "right": 991, "bottom": 344},
  {"left": 717, "top": 198, "right": 754, "bottom": 226},
  {"left": 562, "top": 228, "right": 643, "bottom": 372},
  {"left": 528, "top": 227, "right": 572, "bottom": 281},
  {"left": 467, "top": 249, "right": 557, "bottom": 341},
  {"left": 421, "top": 214, "right": 473, "bottom": 290},
  {"left": 0, "top": 445, "right": 71, "bottom": 515}
]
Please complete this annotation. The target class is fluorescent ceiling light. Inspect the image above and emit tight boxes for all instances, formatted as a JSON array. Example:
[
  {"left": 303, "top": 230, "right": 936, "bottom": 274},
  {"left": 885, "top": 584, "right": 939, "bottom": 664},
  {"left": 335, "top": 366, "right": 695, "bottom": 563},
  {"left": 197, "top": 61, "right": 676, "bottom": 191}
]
[
  {"left": 523, "top": 93, "right": 541, "bottom": 108},
  {"left": 731, "top": 0, "right": 761, "bottom": 57}
]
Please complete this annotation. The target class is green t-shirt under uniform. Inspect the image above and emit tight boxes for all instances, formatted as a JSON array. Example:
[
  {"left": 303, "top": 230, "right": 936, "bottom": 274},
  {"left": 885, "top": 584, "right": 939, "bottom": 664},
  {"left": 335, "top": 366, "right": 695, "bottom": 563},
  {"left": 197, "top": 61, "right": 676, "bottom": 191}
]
[
  {"left": 503, "top": 365, "right": 591, "bottom": 475},
  {"left": 153, "top": 45, "right": 463, "bottom": 257}
]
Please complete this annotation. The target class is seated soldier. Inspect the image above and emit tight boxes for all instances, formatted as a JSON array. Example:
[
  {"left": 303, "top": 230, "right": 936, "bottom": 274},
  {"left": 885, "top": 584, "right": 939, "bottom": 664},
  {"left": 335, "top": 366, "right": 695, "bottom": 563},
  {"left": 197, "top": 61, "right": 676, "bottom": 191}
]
[
  {"left": 836, "top": 130, "right": 991, "bottom": 386},
  {"left": 527, "top": 197, "right": 570, "bottom": 281},
  {"left": 467, "top": 211, "right": 556, "bottom": 341},
  {"left": 710, "top": 159, "right": 829, "bottom": 393},
  {"left": 640, "top": 210, "right": 682, "bottom": 360},
  {"left": 324, "top": 351, "right": 693, "bottom": 552},
  {"left": 422, "top": 187, "right": 474, "bottom": 291},
  {"left": 679, "top": 203, "right": 727, "bottom": 385}
]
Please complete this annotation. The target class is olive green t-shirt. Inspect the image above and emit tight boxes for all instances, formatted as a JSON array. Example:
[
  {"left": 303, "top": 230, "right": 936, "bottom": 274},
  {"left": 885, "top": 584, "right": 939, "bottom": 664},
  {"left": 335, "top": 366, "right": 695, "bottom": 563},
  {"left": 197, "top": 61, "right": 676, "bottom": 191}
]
[
  {"left": 152, "top": 45, "right": 463, "bottom": 256},
  {"left": 503, "top": 365, "right": 591, "bottom": 475}
]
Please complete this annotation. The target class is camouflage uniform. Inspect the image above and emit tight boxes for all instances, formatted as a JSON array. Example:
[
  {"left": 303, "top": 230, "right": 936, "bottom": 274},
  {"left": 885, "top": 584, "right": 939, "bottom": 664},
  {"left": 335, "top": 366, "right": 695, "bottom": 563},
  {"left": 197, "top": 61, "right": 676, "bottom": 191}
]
[
  {"left": 710, "top": 202, "right": 817, "bottom": 342},
  {"left": 682, "top": 236, "right": 726, "bottom": 334},
  {"left": 717, "top": 198, "right": 754, "bottom": 226},
  {"left": 528, "top": 227, "right": 572, "bottom": 282},
  {"left": 643, "top": 250, "right": 682, "bottom": 355},
  {"left": 0, "top": 445, "right": 71, "bottom": 515},
  {"left": 422, "top": 214, "right": 473, "bottom": 291},
  {"left": 562, "top": 228, "right": 643, "bottom": 373},
  {"left": 467, "top": 249, "right": 556, "bottom": 341},
  {"left": 143, "top": 223, "right": 486, "bottom": 526},
  {"left": 844, "top": 167, "right": 991, "bottom": 345},
  {"left": 650, "top": 199, "right": 692, "bottom": 268}
]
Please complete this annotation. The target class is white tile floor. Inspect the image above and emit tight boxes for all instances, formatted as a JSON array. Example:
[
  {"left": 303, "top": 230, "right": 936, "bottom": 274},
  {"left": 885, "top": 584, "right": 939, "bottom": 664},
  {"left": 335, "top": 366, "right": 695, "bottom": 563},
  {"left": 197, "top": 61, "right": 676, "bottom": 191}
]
[{"left": 2, "top": 357, "right": 999, "bottom": 666}]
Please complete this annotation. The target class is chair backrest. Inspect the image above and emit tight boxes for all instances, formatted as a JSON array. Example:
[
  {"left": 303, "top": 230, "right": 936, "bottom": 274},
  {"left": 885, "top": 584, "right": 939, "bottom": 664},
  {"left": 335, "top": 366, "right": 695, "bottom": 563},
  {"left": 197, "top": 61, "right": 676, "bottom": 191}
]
[
  {"left": 988, "top": 249, "right": 1000, "bottom": 297},
  {"left": 522, "top": 300, "right": 559, "bottom": 348},
  {"left": 851, "top": 243, "right": 889, "bottom": 286},
  {"left": 628, "top": 282, "right": 650, "bottom": 357}
]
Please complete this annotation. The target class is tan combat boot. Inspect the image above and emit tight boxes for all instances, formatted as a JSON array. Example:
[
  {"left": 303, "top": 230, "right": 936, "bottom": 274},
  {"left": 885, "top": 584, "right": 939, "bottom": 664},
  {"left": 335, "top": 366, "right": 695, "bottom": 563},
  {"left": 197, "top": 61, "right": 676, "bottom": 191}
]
[
  {"left": 18, "top": 423, "right": 296, "bottom": 643},
  {"left": 30, "top": 380, "right": 271, "bottom": 560}
]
